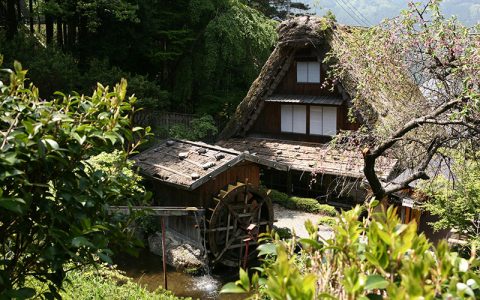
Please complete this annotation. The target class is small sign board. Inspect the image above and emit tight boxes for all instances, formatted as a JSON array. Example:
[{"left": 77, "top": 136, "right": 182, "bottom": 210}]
[{"left": 402, "top": 198, "right": 415, "bottom": 208}]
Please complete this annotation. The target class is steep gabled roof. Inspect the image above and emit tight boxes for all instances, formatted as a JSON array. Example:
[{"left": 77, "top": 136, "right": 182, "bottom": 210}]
[{"left": 218, "top": 16, "right": 340, "bottom": 140}]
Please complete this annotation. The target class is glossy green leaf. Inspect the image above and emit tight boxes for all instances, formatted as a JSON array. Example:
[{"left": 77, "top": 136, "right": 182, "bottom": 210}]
[
  {"left": 219, "top": 282, "right": 247, "bottom": 294},
  {"left": 0, "top": 197, "right": 26, "bottom": 214},
  {"left": 365, "top": 275, "right": 389, "bottom": 290},
  {"left": 299, "top": 238, "right": 323, "bottom": 250},
  {"left": 257, "top": 243, "right": 277, "bottom": 256},
  {"left": 71, "top": 236, "right": 94, "bottom": 248},
  {"left": 238, "top": 268, "right": 250, "bottom": 290}
]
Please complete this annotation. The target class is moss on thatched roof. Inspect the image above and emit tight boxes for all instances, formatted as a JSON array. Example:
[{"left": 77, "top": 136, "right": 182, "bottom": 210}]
[{"left": 218, "top": 16, "right": 337, "bottom": 140}]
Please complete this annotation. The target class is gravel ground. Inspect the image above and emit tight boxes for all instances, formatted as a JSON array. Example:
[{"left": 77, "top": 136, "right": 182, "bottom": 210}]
[{"left": 273, "top": 203, "right": 334, "bottom": 240}]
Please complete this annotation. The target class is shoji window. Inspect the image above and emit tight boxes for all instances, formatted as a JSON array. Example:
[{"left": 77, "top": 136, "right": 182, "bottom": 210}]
[
  {"left": 309, "top": 106, "right": 337, "bottom": 136},
  {"left": 310, "top": 106, "right": 323, "bottom": 135},
  {"left": 281, "top": 105, "right": 306, "bottom": 134},
  {"left": 296, "top": 62, "right": 321, "bottom": 83}
]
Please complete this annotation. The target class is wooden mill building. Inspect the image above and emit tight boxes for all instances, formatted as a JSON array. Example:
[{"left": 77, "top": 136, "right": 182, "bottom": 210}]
[{"left": 133, "top": 139, "right": 282, "bottom": 266}]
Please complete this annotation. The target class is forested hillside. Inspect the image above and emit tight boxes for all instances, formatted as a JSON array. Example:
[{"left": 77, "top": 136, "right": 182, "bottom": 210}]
[{"left": 0, "top": 0, "right": 313, "bottom": 119}]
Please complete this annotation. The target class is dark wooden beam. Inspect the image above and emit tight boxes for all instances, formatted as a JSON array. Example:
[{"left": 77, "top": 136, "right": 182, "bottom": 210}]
[{"left": 108, "top": 206, "right": 205, "bottom": 216}]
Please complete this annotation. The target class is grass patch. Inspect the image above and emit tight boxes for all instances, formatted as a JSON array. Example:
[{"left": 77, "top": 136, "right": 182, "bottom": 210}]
[
  {"left": 29, "top": 264, "right": 188, "bottom": 300},
  {"left": 269, "top": 189, "right": 337, "bottom": 216}
]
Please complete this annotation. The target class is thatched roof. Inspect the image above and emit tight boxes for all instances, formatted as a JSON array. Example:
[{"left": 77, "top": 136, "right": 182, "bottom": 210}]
[
  {"left": 133, "top": 139, "right": 288, "bottom": 190},
  {"left": 218, "top": 15, "right": 427, "bottom": 141},
  {"left": 217, "top": 137, "right": 398, "bottom": 180},
  {"left": 218, "top": 16, "right": 339, "bottom": 140}
]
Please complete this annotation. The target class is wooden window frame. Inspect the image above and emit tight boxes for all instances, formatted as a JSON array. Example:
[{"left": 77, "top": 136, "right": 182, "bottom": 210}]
[{"left": 296, "top": 61, "right": 321, "bottom": 84}]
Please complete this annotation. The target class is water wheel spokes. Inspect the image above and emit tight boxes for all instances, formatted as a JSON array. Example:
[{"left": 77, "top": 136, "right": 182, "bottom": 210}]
[{"left": 207, "top": 182, "right": 274, "bottom": 267}]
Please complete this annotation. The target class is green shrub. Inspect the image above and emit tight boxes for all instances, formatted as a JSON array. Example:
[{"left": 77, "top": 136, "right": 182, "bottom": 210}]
[
  {"left": 421, "top": 150, "right": 480, "bottom": 251},
  {"left": 222, "top": 200, "right": 480, "bottom": 299},
  {"left": 317, "top": 216, "right": 337, "bottom": 227},
  {"left": 272, "top": 227, "right": 293, "bottom": 239},
  {"left": 0, "top": 33, "right": 80, "bottom": 96},
  {"left": 0, "top": 63, "right": 151, "bottom": 298},
  {"left": 169, "top": 115, "right": 218, "bottom": 141},
  {"left": 86, "top": 150, "right": 150, "bottom": 206},
  {"left": 269, "top": 189, "right": 337, "bottom": 216},
  {"left": 29, "top": 264, "right": 187, "bottom": 300},
  {"left": 268, "top": 189, "right": 291, "bottom": 207},
  {"left": 82, "top": 59, "right": 169, "bottom": 110}
]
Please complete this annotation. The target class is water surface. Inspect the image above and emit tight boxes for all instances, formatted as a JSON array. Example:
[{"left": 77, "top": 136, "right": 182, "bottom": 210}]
[{"left": 115, "top": 251, "right": 248, "bottom": 299}]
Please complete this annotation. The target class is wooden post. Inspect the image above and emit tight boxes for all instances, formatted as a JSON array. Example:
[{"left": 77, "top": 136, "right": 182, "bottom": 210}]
[
  {"left": 161, "top": 217, "right": 168, "bottom": 290},
  {"left": 243, "top": 239, "right": 250, "bottom": 270},
  {"left": 286, "top": 171, "right": 293, "bottom": 195}
]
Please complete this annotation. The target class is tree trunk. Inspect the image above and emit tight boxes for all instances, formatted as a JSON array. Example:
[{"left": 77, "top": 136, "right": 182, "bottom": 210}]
[
  {"left": 77, "top": 17, "right": 87, "bottom": 66},
  {"left": 363, "top": 152, "right": 386, "bottom": 201},
  {"left": 29, "top": 0, "right": 33, "bottom": 33},
  {"left": 67, "top": 18, "right": 77, "bottom": 50},
  {"left": 45, "top": 13, "right": 54, "bottom": 45},
  {"left": 16, "top": 0, "right": 22, "bottom": 25},
  {"left": 56, "top": 17, "right": 63, "bottom": 47},
  {"left": 6, "top": 0, "right": 17, "bottom": 40},
  {"left": 62, "top": 22, "right": 67, "bottom": 47}
]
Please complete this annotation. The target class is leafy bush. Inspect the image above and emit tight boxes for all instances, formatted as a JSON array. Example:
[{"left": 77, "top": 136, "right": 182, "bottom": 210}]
[
  {"left": 137, "top": 215, "right": 163, "bottom": 235},
  {"left": 0, "top": 33, "right": 81, "bottom": 96},
  {"left": 272, "top": 227, "right": 293, "bottom": 240},
  {"left": 421, "top": 151, "right": 480, "bottom": 250},
  {"left": 29, "top": 264, "right": 187, "bottom": 300},
  {"left": 269, "top": 189, "right": 337, "bottom": 216},
  {"left": 81, "top": 59, "right": 169, "bottom": 110},
  {"left": 317, "top": 216, "right": 337, "bottom": 227},
  {"left": 0, "top": 62, "right": 150, "bottom": 298},
  {"left": 85, "top": 150, "right": 150, "bottom": 205},
  {"left": 222, "top": 199, "right": 480, "bottom": 299},
  {"left": 169, "top": 114, "right": 218, "bottom": 141}
]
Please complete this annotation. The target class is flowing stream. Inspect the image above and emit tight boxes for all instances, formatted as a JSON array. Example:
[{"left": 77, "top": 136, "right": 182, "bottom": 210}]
[
  {"left": 115, "top": 250, "right": 246, "bottom": 299},
  {"left": 115, "top": 205, "right": 332, "bottom": 299}
]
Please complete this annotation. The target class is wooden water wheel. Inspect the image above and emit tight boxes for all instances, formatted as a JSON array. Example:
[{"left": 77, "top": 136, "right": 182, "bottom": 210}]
[{"left": 207, "top": 182, "right": 274, "bottom": 267}]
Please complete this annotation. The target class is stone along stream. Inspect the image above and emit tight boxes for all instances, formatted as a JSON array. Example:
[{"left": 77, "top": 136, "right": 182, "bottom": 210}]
[{"left": 115, "top": 205, "right": 333, "bottom": 299}]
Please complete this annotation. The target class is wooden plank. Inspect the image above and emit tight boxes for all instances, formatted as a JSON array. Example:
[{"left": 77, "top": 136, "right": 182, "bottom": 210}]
[
  {"left": 108, "top": 206, "right": 205, "bottom": 216},
  {"left": 228, "top": 241, "right": 258, "bottom": 250},
  {"left": 206, "top": 221, "right": 272, "bottom": 232},
  {"left": 142, "top": 161, "right": 192, "bottom": 179}
]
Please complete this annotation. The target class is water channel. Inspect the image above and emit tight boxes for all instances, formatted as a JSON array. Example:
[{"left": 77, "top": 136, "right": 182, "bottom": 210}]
[
  {"left": 115, "top": 250, "right": 247, "bottom": 299},
  {"left": 114, "top": 205, "right": 330, "bottom": 299}
]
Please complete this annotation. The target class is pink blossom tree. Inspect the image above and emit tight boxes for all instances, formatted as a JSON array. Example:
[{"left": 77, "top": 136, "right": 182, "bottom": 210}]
[{"left": 330, "top": 0, "right": 480, "bottom": 200}]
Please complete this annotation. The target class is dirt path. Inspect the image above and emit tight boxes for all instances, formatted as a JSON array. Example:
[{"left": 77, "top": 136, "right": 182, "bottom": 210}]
[{"left": 273, "top": 204, "right": 334, "bottom": 240}]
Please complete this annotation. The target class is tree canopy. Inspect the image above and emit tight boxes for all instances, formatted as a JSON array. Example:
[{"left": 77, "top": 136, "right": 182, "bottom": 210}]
[
  {"left": 329, "top": 1, "right": 480, "bottom": 200},
  {"left": 0, "top": 0, "right": 278, "bottom": 120}
]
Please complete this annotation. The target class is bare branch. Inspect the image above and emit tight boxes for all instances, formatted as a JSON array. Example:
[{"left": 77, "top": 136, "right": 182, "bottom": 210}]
[{"left": 370, "top": 98, "right": 463, "bottom": 158}]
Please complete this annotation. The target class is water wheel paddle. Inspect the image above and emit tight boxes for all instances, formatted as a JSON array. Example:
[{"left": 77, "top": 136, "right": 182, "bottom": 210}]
[{"left": 207, "top": 182, "right": 274, "bottom": 267}]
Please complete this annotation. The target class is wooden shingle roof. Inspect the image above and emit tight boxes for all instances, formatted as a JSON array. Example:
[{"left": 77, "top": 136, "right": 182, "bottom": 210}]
[
  {"left": 217, "top": 137, "right": 398, "bottom": 180},
  {"left": 133, "top": 139, "right": 288, "bottom": 190}
]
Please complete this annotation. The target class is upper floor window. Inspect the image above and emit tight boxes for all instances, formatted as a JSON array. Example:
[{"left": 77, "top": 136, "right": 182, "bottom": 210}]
[
  {"left": 310, "top": 106, "right": 337, "bottom": 136},
  {"left": 280, "top": 104, "right": 337, "bottom": 136},
  {"left": 281, "top": 105, "right": 306, "bottom": 134},
  {"left": 296, "top": 61, "right": 320, "bottom": 83}
]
